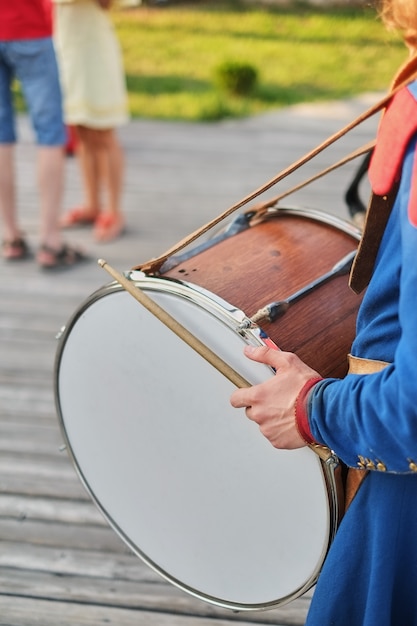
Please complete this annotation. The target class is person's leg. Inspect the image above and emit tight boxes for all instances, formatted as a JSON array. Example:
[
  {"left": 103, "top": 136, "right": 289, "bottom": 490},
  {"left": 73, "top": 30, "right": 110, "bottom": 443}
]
[
  {"left": 100, "top": 130, "right": 124, "bottom": 217},
  {"left": 62, "top": 125, "right": 125, "bottom": 240},
  {"left": 0, "top": 44, "right": 26, "bottom": 258},
  {"left": 90, "top": 128, "right": 125, "bottom": 242},
  {"left": 37, "top": 145, "right": 65, "bottom": 250},
  {"left": 14, "top": 37, "right": 86, "bottom": 267},
  {"left": 0, "top": 143, "right": 29, "bottom": 259},
  {"left": 36, "top": 145, "right": 87, "bottom": 267},
  {"left": 36, "top": 141, "right": 87, "bottom": 267},
  {"left": 78, "top": 139, "right": 100, "bottom": 212},
  {"left": 12, "top": 38, "right": 87, "bottom": 267},
  {"left": 60, "top": 125, "right": 102, "bottom": 226},
  {"left": 0, "top": 144, "right": 18, "bottom": 241},
  {"left": 75, "top": 125, "right": 101, "bottom": 215}
]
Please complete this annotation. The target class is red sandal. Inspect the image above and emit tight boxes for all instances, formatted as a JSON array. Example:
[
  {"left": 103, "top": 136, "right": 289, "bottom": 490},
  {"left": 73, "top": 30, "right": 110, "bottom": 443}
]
[
  {"left": 60, "top": 206, "right": 99, "bottom": 228},
  {"left": 93, "top": 212, "right": 125, "bottom": 242}
]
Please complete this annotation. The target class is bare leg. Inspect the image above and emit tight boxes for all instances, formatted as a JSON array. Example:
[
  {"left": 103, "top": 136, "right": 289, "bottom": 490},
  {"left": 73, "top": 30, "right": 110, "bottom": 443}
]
[
  {"left": 37, "top": 145, "right": 65, "bottom": 249},
  {"left": 36, "top": 144, "right": 87, "bottom": 268},
  {"left": 0, "top": 144, "right": 19, "bottom": 241},
  {"left": 81, "top": 126, "right": 125, "bottom": 241},
  {"left": 75, "top": 127, "right": 102, "bottom": 214},
  {"left": 81, "top": 126, "right": 124, "bottom": 216},
  {"left": 99, "top": 130, "right": 124, "bottom": 216},
  {"left": 61, "top": 125, "right": 125, "bottom": 240},
  {"left": 93, "top": 128, "right": 125, "bottom": 241}
]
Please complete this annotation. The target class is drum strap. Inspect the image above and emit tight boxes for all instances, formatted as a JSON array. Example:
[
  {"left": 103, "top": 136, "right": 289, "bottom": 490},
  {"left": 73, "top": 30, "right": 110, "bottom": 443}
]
[
  {"left": 349, "top": 183, "right": 400, "bottom": 294},
  {"left": 135, "top": 55, "right": 417, "bottom": 275},
  {"left": 344, "top": 354, "right": 390, "bottom": 511},
  {"left": 347, "top": 55, "right": 417, "bottom": 293}
]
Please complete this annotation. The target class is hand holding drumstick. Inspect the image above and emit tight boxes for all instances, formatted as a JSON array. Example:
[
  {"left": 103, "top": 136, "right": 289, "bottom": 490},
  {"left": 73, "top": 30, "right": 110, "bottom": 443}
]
[{"left": 230, "top": 345, "right": 322, "bottom": 450}]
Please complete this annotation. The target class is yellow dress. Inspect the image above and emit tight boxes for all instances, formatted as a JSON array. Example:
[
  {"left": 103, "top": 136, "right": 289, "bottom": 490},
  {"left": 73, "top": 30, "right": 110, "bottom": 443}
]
[{"left": 53, "top": 0, "right": 129, "bottom": 128}]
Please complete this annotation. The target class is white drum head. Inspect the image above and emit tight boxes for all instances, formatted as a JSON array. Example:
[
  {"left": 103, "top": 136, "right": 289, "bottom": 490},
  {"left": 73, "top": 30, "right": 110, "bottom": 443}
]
[{"left": 55, "top": 276, "right": 334, "bottom": 611}]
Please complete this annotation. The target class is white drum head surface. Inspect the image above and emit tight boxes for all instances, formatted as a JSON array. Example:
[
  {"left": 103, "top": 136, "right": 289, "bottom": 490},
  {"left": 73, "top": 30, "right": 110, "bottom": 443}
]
[{"left": 55, "top": 279, "right": 332, "bottom": 611}]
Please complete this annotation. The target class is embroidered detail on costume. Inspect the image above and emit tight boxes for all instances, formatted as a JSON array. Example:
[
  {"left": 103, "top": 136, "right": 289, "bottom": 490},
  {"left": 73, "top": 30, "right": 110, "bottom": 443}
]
[
  {"left": 357, "top": 455, "right": 387, "bottom": 471},
  {"left": 376, "top": 460, "right": 387, "bottom": 472},
  {"left": 357, "top": 455, "right": 367, "bottom": 470},
  {"left": 408, "top": 459, "right": 417, "bottom": 472},
  {"left": 369, "top": 84, "right": 417, "bottom": 228}
]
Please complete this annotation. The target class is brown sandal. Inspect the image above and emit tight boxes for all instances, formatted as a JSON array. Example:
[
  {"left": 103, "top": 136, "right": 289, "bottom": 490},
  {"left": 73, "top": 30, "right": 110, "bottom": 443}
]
[
  {"left": 2, "top": 237, "right": 31, "bottom": 261},
  {"left": 37, "top": 243, "right": 89, "bottom": 270}
]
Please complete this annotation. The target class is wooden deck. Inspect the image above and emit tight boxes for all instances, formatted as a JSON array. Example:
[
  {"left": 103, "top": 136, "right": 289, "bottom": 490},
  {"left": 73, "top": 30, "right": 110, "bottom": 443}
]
[{"left": 0, "top": 100, "right": 377, "bottom": 625}]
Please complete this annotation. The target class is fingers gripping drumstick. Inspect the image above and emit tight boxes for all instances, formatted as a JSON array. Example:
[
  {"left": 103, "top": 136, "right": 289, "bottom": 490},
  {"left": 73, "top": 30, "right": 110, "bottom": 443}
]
[{"left": 98, "top": 260, "right": 334, "bottom": 463}]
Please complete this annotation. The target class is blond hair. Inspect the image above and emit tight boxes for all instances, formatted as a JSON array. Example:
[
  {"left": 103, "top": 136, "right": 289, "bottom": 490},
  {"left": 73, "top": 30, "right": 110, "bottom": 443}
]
[{"left": 378, "top": 0, "right": 417, "bottom": 49}]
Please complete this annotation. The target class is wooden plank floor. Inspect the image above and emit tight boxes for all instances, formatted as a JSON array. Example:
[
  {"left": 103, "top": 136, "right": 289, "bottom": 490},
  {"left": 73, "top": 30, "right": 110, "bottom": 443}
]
[{"left": 0, "top": 100, "right": 377, "bottom": 626}]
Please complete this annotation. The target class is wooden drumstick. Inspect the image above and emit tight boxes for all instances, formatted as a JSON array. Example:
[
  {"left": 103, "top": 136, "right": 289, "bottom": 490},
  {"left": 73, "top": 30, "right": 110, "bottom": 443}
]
[
  {"left": 98, "top": 259, "right": 251, "bottom": 389},
  {"left": 98, "top": 260, "right": 335, "bottom": 464}
]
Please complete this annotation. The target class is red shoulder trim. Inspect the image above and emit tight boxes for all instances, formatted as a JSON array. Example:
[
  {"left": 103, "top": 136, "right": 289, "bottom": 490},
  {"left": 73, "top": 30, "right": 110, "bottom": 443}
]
[
  {"left": 369, "top": 87, "right": 417, "bottom": 227},
  {"left": 369, "top": 87, "right": 417, "bottom": 196},
  {"left": 410, "top": 149, "right": 417, "bottom": 227}
]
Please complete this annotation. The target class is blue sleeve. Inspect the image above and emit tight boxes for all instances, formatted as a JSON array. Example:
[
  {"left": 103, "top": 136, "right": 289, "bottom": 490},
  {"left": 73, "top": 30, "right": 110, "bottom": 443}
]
[{"left": 308, "top": 137, "right": 417, "bottom": 474}]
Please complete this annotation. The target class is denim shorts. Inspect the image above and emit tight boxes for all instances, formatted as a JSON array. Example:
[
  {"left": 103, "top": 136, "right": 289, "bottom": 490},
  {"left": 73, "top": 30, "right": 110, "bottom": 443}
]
[{"left": 0, "top": 37, "right": 66, "bottom": 145}]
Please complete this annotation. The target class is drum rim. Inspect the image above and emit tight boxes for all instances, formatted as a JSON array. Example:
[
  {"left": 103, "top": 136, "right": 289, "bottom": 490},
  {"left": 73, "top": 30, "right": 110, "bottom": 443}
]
[
  {"left": 54, "top": 274, "right": 341, "bottom": 612},
  {"left": 163, "top": 205, "right": 362, "bottom": 273},
  {"left": 261, "top": 206, "right": 362, "bottom": 242}
]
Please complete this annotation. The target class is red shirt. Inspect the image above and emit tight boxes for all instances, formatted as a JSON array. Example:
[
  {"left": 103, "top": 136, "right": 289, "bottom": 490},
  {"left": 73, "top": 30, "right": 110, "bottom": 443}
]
[{"left": 0, "top": 0, "right": 53, "bottom": 41}]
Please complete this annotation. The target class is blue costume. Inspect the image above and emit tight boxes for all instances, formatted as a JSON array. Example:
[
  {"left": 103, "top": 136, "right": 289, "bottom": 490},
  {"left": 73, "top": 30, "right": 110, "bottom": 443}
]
[{"left": 305, "top": 76, "right": 417, "bottom": 625}]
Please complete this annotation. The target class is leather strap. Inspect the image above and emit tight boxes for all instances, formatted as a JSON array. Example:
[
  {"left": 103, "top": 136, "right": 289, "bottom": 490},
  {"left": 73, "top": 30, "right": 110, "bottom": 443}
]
[
  {"left": 135, "top": 56, "right": 417, "bottom": 275},
  {"left": 136, "top": 139, "right": 376, "bottom": 274},
  {"left": 349, "top": 55, "right": 417, "bottom": 293},
  {"left": 344, "top": 468, "right": 368, "bottom": 513},
  {"left": 349, "top": 164, "right": 400, "bottom": 295},
  {"left": 246, "top": 140, "right": 375, "bottom": 224}
]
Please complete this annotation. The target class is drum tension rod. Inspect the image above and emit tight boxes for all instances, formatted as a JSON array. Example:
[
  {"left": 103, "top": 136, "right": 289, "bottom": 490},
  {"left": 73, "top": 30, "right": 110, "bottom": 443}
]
[{"left": 240, "top": 249, "right": 357, "bottom": 329}]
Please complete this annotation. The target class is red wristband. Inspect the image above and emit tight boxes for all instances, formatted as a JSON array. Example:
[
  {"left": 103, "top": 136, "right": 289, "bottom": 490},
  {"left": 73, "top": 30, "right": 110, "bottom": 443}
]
[{"left": 295, "top": 377, "right": 323, "bottom": 445}]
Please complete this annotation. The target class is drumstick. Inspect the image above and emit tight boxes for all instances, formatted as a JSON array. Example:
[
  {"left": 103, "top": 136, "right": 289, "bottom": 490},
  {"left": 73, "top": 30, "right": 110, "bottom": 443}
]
[
  {"left": 98, "top": 259, "right": 251, "bottom": 389},
  {"left": 98, "top": 260, "right": 335, "bottom": 464}
]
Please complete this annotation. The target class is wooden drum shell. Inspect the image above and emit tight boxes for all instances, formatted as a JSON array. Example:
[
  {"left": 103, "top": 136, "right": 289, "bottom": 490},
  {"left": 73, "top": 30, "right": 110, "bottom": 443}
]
[{"left": 162, "top": 208, "right": 363, "bottom": 379}]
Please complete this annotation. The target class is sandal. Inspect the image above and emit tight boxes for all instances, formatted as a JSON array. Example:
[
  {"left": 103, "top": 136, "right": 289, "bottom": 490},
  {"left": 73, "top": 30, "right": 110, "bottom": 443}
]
[
  {"left": 37, "top": 243, "right": 89, "bottom": 270},
  {"left": 2, "top": 237, "right": 31, "bottom": 261},
  {"left": 60, "top": 206, "right": 98, "bottom": 228},
  {"left": 93, "top": 212, "right": 125, "bottom": 243}
]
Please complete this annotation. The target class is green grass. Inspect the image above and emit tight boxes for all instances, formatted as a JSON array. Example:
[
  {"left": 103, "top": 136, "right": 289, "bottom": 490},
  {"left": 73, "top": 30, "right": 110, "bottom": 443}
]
[{"left": 112, "top": 1, "right": 407, "bottom": 121}]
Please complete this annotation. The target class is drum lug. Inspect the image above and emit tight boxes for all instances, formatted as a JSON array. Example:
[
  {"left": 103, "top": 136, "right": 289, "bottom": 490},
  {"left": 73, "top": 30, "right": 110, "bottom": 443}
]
[
  {"left": 310, "top": 443, "right": 339, "bottom": 466},
  {"left": 324, "top": 452, "right": 340, "bottom": 468},
  {"left": 127, "top": 270, "right": 147, "bottom": 281}
]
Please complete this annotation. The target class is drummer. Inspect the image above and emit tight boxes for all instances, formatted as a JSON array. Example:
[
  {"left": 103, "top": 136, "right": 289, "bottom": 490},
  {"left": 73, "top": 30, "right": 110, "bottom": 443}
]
[{"left": 230, "top": 1, "right": 417, "bottom": 623}]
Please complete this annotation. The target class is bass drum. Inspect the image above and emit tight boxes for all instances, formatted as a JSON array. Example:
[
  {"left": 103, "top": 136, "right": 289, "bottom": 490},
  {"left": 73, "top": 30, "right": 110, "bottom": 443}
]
[{"left": 54, "top": 206, "right": 362, "bottom": 612}]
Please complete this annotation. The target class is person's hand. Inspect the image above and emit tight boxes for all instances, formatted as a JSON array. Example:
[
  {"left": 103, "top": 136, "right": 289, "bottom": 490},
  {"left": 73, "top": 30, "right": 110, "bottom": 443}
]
[{"left": 230, "top": 345, "right": 320, "bottom": 449}]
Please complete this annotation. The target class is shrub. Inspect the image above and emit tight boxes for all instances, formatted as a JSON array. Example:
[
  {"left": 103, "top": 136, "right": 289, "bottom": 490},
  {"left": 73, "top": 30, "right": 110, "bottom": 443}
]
[{"left": 214, "top": 61, "right": 258, "bottom": 96}]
